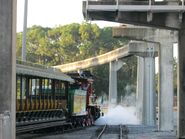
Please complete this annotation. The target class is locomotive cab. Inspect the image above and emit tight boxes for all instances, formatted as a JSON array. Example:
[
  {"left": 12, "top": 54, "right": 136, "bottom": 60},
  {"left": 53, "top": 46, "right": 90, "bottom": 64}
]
[{"left": 67, "top": 71, "right": 101, "bottom": 126}]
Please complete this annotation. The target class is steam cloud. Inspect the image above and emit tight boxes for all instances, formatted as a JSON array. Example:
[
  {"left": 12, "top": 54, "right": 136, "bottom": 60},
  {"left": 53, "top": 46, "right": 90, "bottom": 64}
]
[{"left": 95, "top": 105, "right": 140, "bottom": 125}]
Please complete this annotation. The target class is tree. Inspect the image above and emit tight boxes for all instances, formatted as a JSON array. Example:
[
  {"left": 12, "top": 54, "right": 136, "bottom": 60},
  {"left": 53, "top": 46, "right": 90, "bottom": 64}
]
[
  {"left": 16, "top": 23, "right": 135, "bottom": 99},
  {"left": 16, "top": 32, "right": 22, "bottom": 60}
]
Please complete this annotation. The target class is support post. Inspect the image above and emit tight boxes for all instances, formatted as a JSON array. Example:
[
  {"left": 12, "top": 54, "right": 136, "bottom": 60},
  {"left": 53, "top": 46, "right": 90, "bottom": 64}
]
[
  {"left": 0, "top": 0, "right": 16, "bottom": 139},
  {"left": 109, "top": 60, "right": 124, "bottom": 107},
  {"left": 158, "top": 39, "right": 174, "bottom": 131},
  {"left": 133, "top": 41, "right": 157, "bottom": 126},
  {"left": 143, "top": 56, "right": 155, "bottom": 126},
  {"left": 22, "top": 0, "right": 28, "bottom": 61},
  {"left": 177, "top": 29, "right": 185, "bottom": 138},
  {"left": 136, "top": 57, "right": 145, "bottom": 124},
  {"left": 113, "top": 28, "right": 175, "bottom": 131}
]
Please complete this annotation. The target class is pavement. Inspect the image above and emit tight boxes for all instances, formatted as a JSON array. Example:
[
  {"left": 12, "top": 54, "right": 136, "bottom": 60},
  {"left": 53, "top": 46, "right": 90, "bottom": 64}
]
[
  {"left": 127, "top": 125, "right": 176, "bottom": 139},
  {"left": 16, "top": 125, "right": 177, "bottom": 139}
]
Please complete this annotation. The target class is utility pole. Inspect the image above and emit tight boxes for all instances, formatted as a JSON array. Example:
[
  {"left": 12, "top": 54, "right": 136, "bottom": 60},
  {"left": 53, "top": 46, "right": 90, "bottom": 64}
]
[{"left": 22, "top": 0, "right": 28, "bottom": 61}]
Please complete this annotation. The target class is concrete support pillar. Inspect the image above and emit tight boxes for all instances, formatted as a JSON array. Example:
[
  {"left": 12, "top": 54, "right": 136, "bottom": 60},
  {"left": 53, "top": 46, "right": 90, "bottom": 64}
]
[
  {"left": 136, "top": 56, "right": 155, "bottom": 126},
  {"left": 0, "top": 0, "right": 16, "bottom": 139},
  {"left": 129, "top": 41, "right": 158, "bottom": 126},
  {"left": 136, "top": 57, "right": 144, "bottom": 123},
  {"left": 143, "top": 56, "right": 155, "bottom": 126},
  {"left": 113, "top": 28, "right": 176, "bottom": 131},
  {"left": 158, "top": 41, "right": 174, "bottom": 131},
  {"left": 109, "top": 61, "right": 117, "bottom": 106},
  {"left": 109, "top": 60, "right": 124, "bottom": 106},
  {"left": 177, "top": 29, "right": 185, "bottom": 138}
]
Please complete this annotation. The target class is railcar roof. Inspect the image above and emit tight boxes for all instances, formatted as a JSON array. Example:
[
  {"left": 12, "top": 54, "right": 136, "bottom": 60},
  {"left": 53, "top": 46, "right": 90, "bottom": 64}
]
[{"left": 16, "top": 60, "right": 74, "bottom": 83}]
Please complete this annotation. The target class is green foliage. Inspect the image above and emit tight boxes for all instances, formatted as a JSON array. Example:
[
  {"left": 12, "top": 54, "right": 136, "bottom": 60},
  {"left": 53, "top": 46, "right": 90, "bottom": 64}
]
[
  {"left": 16, "top": 32, "right": 22, "bottom": 59},
  {"left": 91, "top": 64, "right": 109, "bottom": 97},
  {"left": 16, "top": 23, "right": 136, "bottom": 100},
  {"left": 117, "top": 57, "right": 137, "bottom": 101}
]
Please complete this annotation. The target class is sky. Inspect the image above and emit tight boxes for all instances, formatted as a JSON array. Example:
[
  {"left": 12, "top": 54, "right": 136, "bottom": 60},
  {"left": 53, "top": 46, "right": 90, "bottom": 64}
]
[
  {"left": 16, "top": 0, "right": 177, "bottom": 61},
  {"left": 16, "top": 0, "right": 120, "bottom": 32}
]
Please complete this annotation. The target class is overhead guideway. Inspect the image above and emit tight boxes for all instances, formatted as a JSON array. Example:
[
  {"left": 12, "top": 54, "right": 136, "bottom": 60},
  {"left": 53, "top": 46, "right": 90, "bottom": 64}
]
[
  {"left": 54, "top": 45, "right": 129, "bottom": 73},
  {"left": 54, "top": 41, "right": 158, "bottom": 73}
]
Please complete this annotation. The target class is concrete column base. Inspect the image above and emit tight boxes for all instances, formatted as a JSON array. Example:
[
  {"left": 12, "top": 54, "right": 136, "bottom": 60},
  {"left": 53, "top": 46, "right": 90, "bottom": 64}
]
[{"left": 0, "top": 113, "right": 11, "bottom": 139}]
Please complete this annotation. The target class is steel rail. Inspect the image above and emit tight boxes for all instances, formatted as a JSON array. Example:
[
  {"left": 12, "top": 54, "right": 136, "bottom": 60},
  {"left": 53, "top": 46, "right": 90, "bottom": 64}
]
[
  {"left": 97, "top": 124, "right": 107, "bottom": 139},
  {"left": 120, "top": 125, "right": 123, "bottom": 139},
  {"left": 122, "top": 125, "right": 129, "bottom": 139}
]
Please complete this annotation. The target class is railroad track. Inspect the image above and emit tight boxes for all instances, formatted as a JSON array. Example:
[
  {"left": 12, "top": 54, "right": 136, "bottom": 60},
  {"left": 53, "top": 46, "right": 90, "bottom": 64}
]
[
  {"left": 96, "top": 125, "right": 107, "bottom": 139},
  {"left": 95, "top": 125, "right": 129, "bottom": 139}
]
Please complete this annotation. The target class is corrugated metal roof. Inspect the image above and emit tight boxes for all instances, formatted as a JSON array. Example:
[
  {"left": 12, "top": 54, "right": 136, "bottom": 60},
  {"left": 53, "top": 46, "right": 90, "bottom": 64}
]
[{"left": 16, "top": 61, "right": 74, "bottom": 83}]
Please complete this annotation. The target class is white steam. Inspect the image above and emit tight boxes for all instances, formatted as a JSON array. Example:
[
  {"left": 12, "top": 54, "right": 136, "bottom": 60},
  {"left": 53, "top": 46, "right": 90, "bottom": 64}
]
[{"left": 95, "top": 105, "right": 140, "bottom": 125}]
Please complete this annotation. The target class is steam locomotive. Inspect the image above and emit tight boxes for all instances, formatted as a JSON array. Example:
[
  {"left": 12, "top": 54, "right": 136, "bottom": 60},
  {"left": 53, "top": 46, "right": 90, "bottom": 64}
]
[{"left": 16, "top": 60, "right": 100, "bottom": 127}]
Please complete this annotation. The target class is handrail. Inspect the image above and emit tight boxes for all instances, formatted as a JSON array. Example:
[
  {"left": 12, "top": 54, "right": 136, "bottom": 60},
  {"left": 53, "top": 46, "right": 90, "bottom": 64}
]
[{"left": 85, "top": 0, "right": 185, "bottom": 12}]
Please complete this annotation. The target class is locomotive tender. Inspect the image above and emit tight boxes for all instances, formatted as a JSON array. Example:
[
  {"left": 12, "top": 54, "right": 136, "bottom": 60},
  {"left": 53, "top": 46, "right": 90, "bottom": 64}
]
[{"left": 16, "top": 60, "right": 100, "bottom": 127}]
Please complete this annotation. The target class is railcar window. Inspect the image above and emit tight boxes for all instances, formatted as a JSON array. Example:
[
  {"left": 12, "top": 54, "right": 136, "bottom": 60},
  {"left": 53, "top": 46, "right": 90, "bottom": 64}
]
[
  {"left": 22, "top": 77, "right": 26, "bottom": 99},
  {"left": 61, "top": 82, "right": 65, "bottom": 95},
  {"left": 48, "top": 79, "right": 52, "bottom": 109},
  {"left": 54, "top": 80, "right": 65, "bottom": 96},
  {"left": 33, "top": 79, "right": 40, "bottom": 95},
  {"left": 16, "top": 75, "right": 21, "bottom": 111},
  {"left": 29, "top": 78, "right": 33, "bottom": 95},
  {"left": 16, "top": 76, "right": 21, "bottom": 99},
  {"left": 30, "top": 79, "right": 36, "bottom": 95}
]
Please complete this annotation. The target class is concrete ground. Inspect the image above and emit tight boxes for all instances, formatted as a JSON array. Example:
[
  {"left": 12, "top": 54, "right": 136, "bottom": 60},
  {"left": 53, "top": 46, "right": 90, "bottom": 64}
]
[
  {"left": 17, "top": 125, "right": 177, "bottom": 139},
  {"left": 17, "top": 126, "right": 99, "bottom": 139},
  {"left": 127, "top": 125, "right": 176, "bottom": 139}
]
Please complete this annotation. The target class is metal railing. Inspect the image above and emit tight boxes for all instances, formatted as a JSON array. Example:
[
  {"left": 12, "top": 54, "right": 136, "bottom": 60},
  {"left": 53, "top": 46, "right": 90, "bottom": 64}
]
[{"left": 86, "top": 0, "right": 185, "bottom": 12}]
